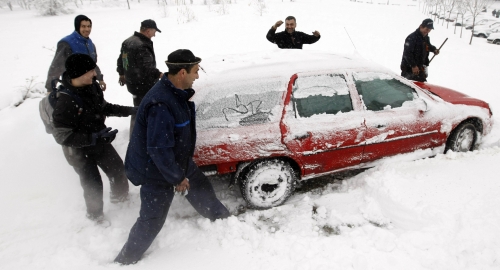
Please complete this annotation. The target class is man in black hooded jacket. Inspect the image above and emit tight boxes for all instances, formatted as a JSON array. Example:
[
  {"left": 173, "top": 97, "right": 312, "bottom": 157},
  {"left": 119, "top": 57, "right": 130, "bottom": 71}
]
[
  {"left": 266, "top": 16, "right": 320, "bottom": 49},
  {"left": 117, "top": 19, "right": 163, "bottom": 136},
  {"left": 52, "top": 54, "right": 136, "bottom": 223},
  {"left": 400, "top": 18, "right": 440, "bottom": 82}
]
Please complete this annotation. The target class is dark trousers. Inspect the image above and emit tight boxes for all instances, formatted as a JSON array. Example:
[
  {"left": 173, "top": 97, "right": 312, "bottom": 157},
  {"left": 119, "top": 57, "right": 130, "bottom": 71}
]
[
  {"left": 127, "top": 83, "right": 153, "bottom": 138},
  {"left": 130, "top": 95, "right": 144, "bottom": 138},
  {"left": 63, "top": 144, "right": 129, "bottom": 217},
  {"left": 115, "top": 165, "right": 230, "bottom": 264},
  {"left": 401, "top": 68, "right": 427, "bottom": 82}
]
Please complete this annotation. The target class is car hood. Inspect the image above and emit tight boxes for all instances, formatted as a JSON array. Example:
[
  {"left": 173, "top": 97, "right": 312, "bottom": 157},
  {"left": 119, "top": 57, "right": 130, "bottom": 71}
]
[{"left": 414, "top": 82, "right": 491, "bottom": 111}]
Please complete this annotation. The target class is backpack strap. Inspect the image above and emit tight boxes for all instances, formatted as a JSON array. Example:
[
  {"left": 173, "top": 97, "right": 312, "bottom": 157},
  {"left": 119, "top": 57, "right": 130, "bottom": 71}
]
[
  {"left": 59, "top": 89, "right": 84, "bottom": 111},
  {"left": 50, "top": 78, "right": 85, "bottom": 114}
]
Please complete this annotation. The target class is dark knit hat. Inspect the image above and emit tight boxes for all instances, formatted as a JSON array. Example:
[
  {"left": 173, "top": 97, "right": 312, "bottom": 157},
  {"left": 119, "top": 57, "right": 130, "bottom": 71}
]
[
  {"left": 421, "top": 18, "right": 434, "bottom": 29},
  {"left": 75, "top": 15, "right": 92, "bottom": 34},
  {"left": 165, "top": 49, "right": 201, "bottom": 65},
  {"left": 65, "top": 54, "right": 97, "bottom": 79}
]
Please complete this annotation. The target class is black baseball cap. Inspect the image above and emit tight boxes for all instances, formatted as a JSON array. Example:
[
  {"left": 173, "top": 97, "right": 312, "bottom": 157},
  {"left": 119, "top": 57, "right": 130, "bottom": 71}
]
[
  {"left": 165, "top": 49, "right": 201, "bottom": 65},
  {"left": 141, "top": 19, "right": 161, "bottom": 33},
  {"left": 421, "top": 18, "right": 434, "bottom": 29}
]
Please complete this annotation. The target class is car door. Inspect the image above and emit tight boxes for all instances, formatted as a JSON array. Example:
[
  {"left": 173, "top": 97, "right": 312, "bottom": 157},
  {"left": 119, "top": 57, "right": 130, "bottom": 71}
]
[
  {"left": 351, "top": 71, "right": 442, "bottom": 163},
  {"left": 281, "top": 72, "right": 366, "bottom": 176}
]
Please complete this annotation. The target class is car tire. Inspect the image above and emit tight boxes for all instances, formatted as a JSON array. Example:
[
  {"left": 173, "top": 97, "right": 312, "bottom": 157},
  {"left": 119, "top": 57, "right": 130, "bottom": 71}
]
[
  {"left": 445, "top": 121, "right": 478, "bottom": 153},
  {"left": 239, "top": 159, "right": 297, "bottom": 209},
  {"left": 479, "top": 34, "right": 486, "bottom": 38},
  {"left": 495, "top": 40, "right": 500, "bottom": 45}
]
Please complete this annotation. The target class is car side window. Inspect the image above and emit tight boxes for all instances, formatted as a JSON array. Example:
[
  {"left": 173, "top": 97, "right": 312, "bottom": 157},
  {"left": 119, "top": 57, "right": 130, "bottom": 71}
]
[
  {"left": 195, "top": 80, "right": 284, "bottom": 129},
  {"left": 292, "top": 74, "right": 353, "bottom": 118},
  {"left": 353, "top": 72, "right": 416, "bottom": 111}
]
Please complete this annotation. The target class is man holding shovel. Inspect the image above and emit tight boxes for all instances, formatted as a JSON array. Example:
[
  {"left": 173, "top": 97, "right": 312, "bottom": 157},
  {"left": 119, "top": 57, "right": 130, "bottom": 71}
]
[{"left": 400, "top": 18, "right": 440, "bottom": 82}]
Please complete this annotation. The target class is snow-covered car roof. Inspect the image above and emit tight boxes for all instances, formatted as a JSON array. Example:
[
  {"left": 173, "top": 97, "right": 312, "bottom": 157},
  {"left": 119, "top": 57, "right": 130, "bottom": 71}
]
[{"left": 195, "top": 50, "right": 389, "bottom": 87}]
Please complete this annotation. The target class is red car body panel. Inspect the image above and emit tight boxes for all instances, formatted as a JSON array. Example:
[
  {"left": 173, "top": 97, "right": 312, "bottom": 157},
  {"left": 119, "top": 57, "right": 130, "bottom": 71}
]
[
  {"left": 414, "top": 82, "right": 492, "bottom": 113},
  {"left": 280, "top": 75, "right": 366, "bottom": 177}
]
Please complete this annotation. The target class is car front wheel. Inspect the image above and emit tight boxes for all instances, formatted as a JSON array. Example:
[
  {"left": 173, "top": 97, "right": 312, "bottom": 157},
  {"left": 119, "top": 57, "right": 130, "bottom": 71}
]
[
  {"left": 445, "top": 121, "right": 478, "bottom": 153},
  {"left": 494, "top": 40, "right": 500, "bottom": 45},
  {"left": 239, "top": 159, "right": 297, "bottom": 209},
  {"left": 478, "top": 34, "right": 486, "bottom": 38}
]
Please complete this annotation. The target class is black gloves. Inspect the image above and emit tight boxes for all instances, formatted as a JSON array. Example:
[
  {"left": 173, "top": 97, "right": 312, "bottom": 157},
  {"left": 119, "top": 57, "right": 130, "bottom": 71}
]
[{"left": 91, "top": 127, "right": 118, "bottom": 146}]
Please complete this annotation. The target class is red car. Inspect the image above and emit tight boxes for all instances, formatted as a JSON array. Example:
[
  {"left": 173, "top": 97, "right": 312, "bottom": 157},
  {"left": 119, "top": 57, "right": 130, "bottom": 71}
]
[{"left": 192, "top": 51, "right": 493, "bottom": 209}]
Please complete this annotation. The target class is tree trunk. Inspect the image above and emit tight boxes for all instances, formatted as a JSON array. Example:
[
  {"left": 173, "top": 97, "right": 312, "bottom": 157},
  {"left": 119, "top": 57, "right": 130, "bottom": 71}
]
[{"left": 469, "top": 17, "right": 476, "bottom": 44}]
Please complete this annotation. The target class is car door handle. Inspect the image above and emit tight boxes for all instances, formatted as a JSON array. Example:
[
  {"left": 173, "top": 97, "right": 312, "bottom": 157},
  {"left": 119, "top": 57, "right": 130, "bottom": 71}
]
[
  {"left": 295, "top": 132, "right": 311, "bottom": 140},
  {"left": 373, "top": 124, "right": 386, "bottom": 129}
]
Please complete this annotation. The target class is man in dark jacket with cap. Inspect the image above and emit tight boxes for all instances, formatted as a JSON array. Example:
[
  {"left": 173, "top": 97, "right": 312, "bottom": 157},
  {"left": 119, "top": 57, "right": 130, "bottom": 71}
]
[
  {"left": 117, "top": 19, "right": 163, "bottom": 136},
  {"left": 114, "top": 49, "right": 230, "bottom": 265},
  {"left": 266, "top": 16, "right": 321, "bottom": 49},
  {"left": 52, "top": 54, "right": 136, "bottom": 223},
  {"left": 46, "top": 15, "right": 107, "bottom": 92},
  {"left": 401, "top": 18, "right": 440, "bottom": 82}
]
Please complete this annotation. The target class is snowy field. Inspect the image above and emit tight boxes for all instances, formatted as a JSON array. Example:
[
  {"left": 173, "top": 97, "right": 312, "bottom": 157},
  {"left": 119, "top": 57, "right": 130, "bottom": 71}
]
[{"left": 1, "top": 0, "right": 500, "bottom": 269}]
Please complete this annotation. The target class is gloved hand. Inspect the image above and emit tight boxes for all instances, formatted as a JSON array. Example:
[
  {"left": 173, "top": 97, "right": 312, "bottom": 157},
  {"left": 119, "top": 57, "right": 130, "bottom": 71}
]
[{"left": 91, "top": 127, "right": 118, "bottom": 146}]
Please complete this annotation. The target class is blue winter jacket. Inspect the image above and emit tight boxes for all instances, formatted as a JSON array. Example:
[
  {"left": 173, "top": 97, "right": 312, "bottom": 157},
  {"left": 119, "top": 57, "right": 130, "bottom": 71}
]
[
  {"left": 61, "top": 31, "right": 97, "bottom": 62},
  {"left": 124, "top": 76, "right": 197, "bottom": 186}
]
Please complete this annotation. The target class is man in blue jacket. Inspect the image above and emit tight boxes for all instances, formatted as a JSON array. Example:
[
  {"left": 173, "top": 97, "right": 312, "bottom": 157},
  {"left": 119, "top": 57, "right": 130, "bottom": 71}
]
[
  {"left": 115, "top": 49, "right": 230, "bottom": 265},
  {"left": 45, "top": 15, "right": 107, "bottom": 92}
]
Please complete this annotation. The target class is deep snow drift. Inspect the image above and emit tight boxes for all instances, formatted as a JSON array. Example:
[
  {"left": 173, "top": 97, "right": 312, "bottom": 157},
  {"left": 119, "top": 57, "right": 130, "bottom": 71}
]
[{"left": 1, "top": 0, "right": 500, "bottom": 269}]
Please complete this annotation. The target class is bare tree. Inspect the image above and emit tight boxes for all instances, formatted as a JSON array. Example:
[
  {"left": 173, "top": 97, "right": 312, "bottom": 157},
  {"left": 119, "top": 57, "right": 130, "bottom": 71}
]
[
  {"left": 254, "top": 0, "right": 266, "bottom": 16},
  {"left": 34, "top": 0, "right": 71, "bottom": 16},
  {"left": 443, "top": 0, "right": 456, "bottom": 28},
  {"left": 465, "top": 0, "right": 492, "bottom": 44},
  {"left": 454, "top": 0, "right": 467, "bottom": 36},
  {"left": 0, "top": 0, "right": 14, "bottom": 10}
]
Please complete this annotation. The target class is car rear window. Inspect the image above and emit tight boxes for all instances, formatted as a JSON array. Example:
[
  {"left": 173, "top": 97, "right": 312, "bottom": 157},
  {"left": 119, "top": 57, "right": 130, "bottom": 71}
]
[
  {"left": 195, "top": 79, "right": 285, "bottom": 129},
  {"left": 292, "top": 74, "right": 353, "bottom": 118}
]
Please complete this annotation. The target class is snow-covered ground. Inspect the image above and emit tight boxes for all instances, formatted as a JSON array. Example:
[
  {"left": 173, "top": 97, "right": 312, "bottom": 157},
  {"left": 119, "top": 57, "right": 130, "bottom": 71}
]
[{"left": 1, "top": 0, "right": 500, "bottom": 269}]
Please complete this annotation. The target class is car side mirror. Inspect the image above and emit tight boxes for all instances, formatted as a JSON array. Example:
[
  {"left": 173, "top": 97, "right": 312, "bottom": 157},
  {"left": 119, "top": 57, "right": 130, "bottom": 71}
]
[{"left": 415, "top": 98, "right": 429, "bottom": 113}]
